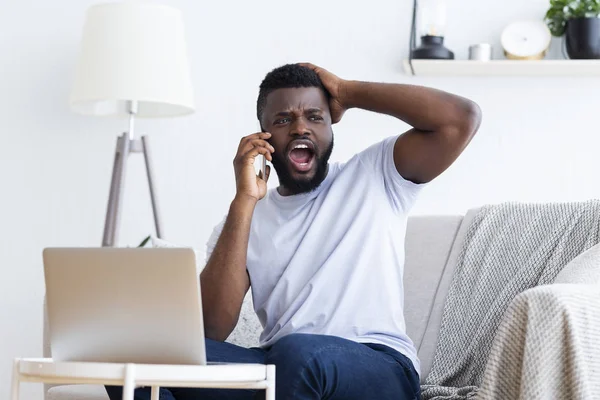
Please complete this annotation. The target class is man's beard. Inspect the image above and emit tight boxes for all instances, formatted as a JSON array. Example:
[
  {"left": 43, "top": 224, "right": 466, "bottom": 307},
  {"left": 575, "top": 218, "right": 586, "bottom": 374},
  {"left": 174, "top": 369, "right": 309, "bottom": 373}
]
[{"left": 271, "top": 136, "right": 334, "bottom": 196}]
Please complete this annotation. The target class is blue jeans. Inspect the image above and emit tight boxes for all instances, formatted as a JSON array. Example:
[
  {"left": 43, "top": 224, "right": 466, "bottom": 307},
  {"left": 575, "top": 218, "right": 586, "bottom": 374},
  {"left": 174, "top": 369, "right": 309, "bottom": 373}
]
[{"left": 105, "top": 333, "right": 421, "bottom": 400}]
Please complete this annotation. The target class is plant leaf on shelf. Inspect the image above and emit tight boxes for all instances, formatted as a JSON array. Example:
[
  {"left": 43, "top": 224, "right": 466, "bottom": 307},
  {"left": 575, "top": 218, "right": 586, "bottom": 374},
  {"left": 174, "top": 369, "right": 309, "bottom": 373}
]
[
  {"left": 137, "top": 235, "right": 151, "bottom": 248},
  {"left": 545, "top": 0, "right": 600, "bottom": 36}
]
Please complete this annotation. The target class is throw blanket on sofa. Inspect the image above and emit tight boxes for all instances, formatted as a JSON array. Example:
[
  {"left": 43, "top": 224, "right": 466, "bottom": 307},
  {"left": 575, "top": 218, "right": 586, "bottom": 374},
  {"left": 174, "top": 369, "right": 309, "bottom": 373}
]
[
  {"left": 420, "top": 201, "right": 600, "bottom": 400},
  {"left": 478, "top": 284, "right": 600, "bottom": 399}
]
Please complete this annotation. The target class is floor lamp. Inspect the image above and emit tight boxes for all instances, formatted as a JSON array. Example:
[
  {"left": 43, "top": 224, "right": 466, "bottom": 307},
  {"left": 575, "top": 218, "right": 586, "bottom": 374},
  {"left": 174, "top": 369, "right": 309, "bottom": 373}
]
[{"left": 69, "top": 2, "right": 195, "bottom": 247}]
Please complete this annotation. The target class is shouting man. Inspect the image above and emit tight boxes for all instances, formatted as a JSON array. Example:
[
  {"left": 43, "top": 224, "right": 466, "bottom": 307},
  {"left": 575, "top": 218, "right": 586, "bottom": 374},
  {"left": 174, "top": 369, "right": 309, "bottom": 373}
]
[{"left": 107, "top": 63, "right": 481, "bottom": 400}]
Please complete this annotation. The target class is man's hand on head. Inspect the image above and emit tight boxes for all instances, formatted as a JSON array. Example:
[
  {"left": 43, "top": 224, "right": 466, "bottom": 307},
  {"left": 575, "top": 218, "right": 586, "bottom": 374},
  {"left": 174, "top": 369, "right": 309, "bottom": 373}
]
[{"left": 299, "top": 63, "right": 349, "bottom": 124}]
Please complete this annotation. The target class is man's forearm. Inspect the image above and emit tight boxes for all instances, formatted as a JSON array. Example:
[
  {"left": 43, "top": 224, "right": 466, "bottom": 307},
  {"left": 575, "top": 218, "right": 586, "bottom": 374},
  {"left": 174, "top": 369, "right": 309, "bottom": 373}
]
[
  {"left": 200, "top": 195, "right": 256, "bottom": 341},
  {"left": 343, "top": 81, "right": 479, "bottom": 133}
]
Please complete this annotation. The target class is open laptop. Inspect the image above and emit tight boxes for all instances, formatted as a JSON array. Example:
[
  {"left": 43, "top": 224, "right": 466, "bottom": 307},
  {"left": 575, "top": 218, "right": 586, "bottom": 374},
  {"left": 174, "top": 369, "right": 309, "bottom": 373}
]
[{"left": 43, "top": 247, "right": 207, "bottom": 365}]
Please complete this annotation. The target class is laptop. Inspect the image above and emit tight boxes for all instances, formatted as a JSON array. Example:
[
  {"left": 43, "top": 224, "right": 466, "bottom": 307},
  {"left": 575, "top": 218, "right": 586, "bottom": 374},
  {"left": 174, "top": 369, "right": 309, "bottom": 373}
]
[{"left": 43, "top": 247, "right": 207, "bottom": 365}]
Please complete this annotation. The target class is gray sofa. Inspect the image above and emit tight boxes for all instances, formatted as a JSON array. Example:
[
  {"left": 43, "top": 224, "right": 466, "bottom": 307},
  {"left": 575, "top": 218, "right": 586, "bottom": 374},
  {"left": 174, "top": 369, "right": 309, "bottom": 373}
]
[{"left": 44, "top": 209, "right": 599, "bottom": 399}]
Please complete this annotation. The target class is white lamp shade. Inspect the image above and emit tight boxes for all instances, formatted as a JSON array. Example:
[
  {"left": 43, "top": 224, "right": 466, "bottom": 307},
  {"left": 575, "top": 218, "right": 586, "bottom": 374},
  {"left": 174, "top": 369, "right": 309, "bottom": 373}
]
[{"left": 70, "top": 2, "right": 195, "bottom": 118}]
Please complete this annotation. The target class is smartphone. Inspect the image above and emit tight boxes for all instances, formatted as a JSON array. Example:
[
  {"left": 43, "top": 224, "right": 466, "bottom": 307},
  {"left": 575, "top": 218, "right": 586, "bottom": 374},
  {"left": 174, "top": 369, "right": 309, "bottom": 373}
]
[
  {"left": 258, "top": 123, "right": 267, "bottom": 180},
  {"left": 261, "top": 155, "right": 267, "bottom": 180}
]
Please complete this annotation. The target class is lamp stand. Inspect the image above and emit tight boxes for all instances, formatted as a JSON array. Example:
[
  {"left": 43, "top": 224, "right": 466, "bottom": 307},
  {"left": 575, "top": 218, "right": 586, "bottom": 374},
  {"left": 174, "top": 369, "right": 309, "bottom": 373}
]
[{"left": 102, "top": 101, "right": 163, "bottom": 247}]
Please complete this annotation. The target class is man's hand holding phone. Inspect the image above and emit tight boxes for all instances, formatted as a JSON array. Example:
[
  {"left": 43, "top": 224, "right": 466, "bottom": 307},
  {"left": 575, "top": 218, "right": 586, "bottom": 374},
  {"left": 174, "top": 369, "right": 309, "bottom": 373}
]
[{"left": 233, "top": 132, "right": 273, "bottom": 202}]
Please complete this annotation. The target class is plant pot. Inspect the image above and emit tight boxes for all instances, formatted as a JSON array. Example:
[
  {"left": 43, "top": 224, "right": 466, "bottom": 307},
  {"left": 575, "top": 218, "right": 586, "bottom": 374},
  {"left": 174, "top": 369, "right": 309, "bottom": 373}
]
[{"left": 566, "top": 17, "right": 600, "bottom": 59}]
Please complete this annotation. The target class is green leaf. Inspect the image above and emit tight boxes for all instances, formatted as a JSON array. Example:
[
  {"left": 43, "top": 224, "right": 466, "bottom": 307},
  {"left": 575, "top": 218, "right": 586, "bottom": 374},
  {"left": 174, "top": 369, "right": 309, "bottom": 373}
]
[
  {"left": 138, "top": 235, "right": 151, "bottom": 248},
  {"left": 544, "top": 0, "right": 600, "bottom": 36},
  {"left": 545, "top": 0, "right": 600, "bottom": 36}
]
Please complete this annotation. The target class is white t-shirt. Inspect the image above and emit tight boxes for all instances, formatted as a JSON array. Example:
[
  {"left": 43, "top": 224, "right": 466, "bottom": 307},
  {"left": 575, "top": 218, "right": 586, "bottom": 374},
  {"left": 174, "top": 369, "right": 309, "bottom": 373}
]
[{"left": 206, "top": 135, "right": 424, "bottom": 374}]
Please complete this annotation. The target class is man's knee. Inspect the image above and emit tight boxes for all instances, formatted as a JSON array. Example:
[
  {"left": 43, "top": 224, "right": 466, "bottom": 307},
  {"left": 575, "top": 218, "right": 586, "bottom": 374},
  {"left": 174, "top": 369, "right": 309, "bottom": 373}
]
[{"left": 266, "top": 334, "right": 365, "bottom": 399}]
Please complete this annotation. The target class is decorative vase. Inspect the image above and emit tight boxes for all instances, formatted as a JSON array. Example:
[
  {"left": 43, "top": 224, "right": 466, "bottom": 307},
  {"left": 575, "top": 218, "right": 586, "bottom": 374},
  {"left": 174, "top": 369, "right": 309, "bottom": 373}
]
[
  {"left": 412, "top": 35, "right": 455, "bottom": 59},
  {"left": 566, "top": 17, "right": 600, "bottom": 59}
]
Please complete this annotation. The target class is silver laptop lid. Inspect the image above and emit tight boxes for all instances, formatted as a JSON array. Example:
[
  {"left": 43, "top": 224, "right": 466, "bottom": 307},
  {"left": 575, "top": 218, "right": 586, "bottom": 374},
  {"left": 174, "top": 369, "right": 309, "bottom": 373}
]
[{"left": 43, "top": 247, "right": 206, "bottom": 365}]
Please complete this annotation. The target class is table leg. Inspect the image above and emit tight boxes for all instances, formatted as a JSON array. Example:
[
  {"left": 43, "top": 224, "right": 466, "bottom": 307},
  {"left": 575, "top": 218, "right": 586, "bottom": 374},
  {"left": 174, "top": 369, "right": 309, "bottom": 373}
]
[
  {"left": 150, "top": 386, "right": 160, "bottom": 400},
  {"left": 266, "top": 364, "right": 276, "bottom": 400},
  {"left": 122, "top": 364, "right": 136, "bottom": 400},
  {"left": 11, "top": 359, "right": 20, "bottom": 400}
]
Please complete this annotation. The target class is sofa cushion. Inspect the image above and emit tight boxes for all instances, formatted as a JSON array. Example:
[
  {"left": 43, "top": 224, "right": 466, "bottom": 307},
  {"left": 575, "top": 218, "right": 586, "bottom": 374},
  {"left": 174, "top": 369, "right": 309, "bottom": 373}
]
[
  {"left": 226, "top": 292, "right": 262, "bottom": 348},
  {"left": 416, "top": 208, "right": 479, "bottom": 381},
  {"left": 403, "top": 215, "right": 463, "bottom": 377},
  {"left": 554, "top": 241, "right": 600, "bottom": 284}
]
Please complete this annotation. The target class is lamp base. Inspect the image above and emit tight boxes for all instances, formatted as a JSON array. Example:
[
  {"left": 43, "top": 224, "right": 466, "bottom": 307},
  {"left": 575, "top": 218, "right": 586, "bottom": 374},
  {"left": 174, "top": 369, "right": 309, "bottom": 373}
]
[{"left": 411, "top": 35, "right": 455, "bottom": 60}]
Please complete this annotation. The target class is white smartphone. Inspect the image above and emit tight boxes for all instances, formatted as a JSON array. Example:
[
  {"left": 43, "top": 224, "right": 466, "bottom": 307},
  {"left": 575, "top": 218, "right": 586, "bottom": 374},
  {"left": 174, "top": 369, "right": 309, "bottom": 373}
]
[
  {"left": 258, "top": 123, "right": 267, "bottom": 180},
  {"left": 260, "top": 154, "right": 267, "bottom": 181}
]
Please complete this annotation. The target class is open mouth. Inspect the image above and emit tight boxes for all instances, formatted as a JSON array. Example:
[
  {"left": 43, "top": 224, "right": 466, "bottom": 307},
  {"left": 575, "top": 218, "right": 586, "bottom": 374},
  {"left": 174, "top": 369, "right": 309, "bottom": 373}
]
[{"left": 287, "top": 140, "right": 316, "bottom": 173}]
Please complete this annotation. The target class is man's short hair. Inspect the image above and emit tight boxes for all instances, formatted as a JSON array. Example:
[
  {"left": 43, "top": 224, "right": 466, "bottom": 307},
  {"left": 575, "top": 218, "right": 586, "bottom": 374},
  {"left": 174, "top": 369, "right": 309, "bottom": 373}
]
[{"left": 257, "top": 64, "right": 329, "bottom": 122}]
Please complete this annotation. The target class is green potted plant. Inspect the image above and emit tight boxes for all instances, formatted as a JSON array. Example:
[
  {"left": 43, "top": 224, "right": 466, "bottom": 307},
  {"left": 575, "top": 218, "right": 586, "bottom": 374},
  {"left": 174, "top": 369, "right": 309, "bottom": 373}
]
[{"left": 545, "top": 0, "right": 600, "bottom": 59}]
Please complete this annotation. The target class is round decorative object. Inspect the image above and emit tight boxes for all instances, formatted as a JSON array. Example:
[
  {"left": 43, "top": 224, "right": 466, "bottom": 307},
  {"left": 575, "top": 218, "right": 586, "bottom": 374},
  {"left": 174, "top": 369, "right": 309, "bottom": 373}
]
[{"left": 501, "top": 20, "right": 552, "bottom": 60}]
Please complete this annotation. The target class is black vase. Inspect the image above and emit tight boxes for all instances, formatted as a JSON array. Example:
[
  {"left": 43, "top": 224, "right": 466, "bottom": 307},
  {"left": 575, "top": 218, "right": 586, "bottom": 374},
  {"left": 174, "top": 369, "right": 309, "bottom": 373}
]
[
  {"left": 566, "top": 17, "right": 600, "bottom": 59},
  {"left": 411, "top": 36, "right": 455, "bottom": 60}
]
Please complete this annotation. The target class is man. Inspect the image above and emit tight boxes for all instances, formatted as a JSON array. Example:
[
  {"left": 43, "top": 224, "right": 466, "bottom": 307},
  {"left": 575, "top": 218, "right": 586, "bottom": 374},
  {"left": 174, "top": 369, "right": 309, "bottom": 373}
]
[{"left": 107, "top": 63, "right": 481, "bottom": 400}]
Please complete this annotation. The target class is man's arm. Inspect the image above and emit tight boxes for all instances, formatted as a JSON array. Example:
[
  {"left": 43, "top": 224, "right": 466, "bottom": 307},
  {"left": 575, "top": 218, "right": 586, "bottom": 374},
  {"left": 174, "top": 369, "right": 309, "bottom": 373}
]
[
  {"left": 200, "top": 132, "right": 274, "bottom": 341},
  {"left": 301, "top": 63, "right": 482, "bottom": 184},
  {"left": 343, "top": 82, "right": 481, "bottom": 184}
]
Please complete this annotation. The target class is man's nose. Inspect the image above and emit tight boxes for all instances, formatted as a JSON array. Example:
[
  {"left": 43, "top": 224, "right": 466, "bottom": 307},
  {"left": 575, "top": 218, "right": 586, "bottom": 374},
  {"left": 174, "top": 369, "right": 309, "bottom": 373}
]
[{"left": 289, "top": 117, "right": 310, "bottom": 136}]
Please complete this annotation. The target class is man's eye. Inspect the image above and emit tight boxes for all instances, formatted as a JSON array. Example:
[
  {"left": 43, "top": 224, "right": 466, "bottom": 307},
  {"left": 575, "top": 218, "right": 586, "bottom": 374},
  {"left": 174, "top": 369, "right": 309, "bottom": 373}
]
[
  {"left": 309, "top": 115, "right": 323, "bottom": 121},
  {"left": 275, "top": 118, "right": 290, "bottom": 125}
]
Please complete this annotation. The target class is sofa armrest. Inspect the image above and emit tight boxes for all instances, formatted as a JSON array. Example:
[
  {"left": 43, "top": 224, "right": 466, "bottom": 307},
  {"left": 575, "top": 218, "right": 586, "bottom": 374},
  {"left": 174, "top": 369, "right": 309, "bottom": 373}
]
[{"left": 478, "top": 284, "right": 600, "bottom": 400}]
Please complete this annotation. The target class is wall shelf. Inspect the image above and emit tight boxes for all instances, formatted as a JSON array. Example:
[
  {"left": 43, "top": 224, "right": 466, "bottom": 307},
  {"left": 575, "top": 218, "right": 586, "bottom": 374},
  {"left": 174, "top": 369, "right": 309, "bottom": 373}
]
[{"left": 402, "top": 59, "right": 600, "bottom": 77}]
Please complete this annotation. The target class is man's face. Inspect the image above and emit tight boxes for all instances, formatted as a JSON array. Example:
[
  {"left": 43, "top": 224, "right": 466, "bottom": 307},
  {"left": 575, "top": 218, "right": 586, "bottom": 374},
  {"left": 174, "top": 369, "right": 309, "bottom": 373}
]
[{"left": 261, "top": 87, "right": 334, "bottom": 195}]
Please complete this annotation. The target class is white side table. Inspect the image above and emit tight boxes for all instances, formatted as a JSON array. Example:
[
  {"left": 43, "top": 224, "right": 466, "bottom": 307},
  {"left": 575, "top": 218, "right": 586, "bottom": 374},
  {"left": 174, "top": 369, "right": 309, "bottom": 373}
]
[{"left": 12, "top": 358, "right": 275, "bottom": 400}]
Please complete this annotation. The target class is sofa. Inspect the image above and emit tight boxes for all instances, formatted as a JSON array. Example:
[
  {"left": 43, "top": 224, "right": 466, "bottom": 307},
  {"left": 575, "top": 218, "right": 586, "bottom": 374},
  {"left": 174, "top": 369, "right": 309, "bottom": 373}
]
[{"left": 44, "top": 208, "right": 600, "bottom": 399}]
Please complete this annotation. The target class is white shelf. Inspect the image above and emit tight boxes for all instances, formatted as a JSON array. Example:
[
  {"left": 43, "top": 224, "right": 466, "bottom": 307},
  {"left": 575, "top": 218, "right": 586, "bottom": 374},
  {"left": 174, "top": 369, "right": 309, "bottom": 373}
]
[{"left": 402, "top": 59, "right": 600, "bottom": 76}]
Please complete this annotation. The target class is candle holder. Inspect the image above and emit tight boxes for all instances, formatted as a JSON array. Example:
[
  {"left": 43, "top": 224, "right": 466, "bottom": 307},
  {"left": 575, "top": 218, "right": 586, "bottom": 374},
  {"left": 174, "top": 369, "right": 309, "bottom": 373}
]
[{"left": 410, "top": 0, "right": 455, "bottom": 60}]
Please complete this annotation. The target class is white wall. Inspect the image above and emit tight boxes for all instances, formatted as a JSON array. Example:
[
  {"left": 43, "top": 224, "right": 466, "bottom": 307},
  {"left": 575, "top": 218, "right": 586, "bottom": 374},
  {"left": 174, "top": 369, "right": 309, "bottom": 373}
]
[{"left": 2, "top": 0, "right": 600, "bottom": 397}]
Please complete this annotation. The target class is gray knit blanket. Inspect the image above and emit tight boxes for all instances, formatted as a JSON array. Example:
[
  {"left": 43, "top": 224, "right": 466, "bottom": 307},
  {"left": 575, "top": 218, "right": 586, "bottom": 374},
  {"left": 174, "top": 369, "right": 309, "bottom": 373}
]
[{"left": 421, "top": 201, "right": 600, "bottom": 400}]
